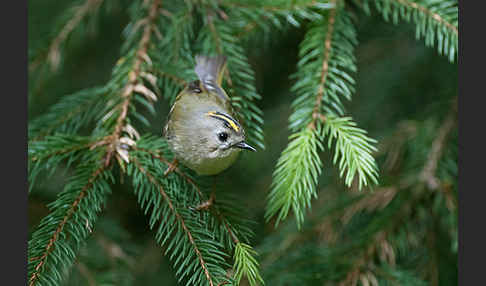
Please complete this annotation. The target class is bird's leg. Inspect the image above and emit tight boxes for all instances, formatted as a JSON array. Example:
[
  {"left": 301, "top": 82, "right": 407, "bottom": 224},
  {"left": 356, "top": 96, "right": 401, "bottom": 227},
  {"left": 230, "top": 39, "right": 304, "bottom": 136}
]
[
  {"left": 192, "top": 191, "right": 215, "bottom": 211},
  {"left": 163, "top": 158, "right": 178, "bottom": 177}
]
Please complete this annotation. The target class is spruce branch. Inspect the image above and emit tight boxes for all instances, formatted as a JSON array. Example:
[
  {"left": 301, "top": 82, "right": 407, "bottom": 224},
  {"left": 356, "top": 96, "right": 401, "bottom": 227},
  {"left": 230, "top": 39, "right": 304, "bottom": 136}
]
[
  {"left": 29, "top": 0, "right": 105, "bottom": 73},
  {"left": 391, "top": 0, "right": 458, "bottom": 33},
  {"left": 28, "top": 135, "right": 102, "bottom": 193},
  {"left": 265, "top": 129, "right": 324, "bottom": 229},
  {"left": 335, "top": 191, "right": 416, "bottom": 285},
  {"left": 362, "top": 0, "right": 458, "bottom": 62},
  {"left": 233, "top": 243, "right": 265, "bottom": 286},
  {"left": 335, "top": 184, "right": 435, "bottom": 285},
  {"left": 27, "top": 0, "right": 457, "bottom": 285},
  {"left": 28, "top": 86, "right": 110, "bottom": 141},
  {"left": 419, "top": 99, "right": 457, "bottom": 190},
  {"left": 308, "top": 3, "right": 336, "bottom": 130},
  {"left": 132, "top": 135, "right": 257, "bottom": 266},
  {"left": 375, "top": 120, "right": 418, "bottom": 172},
  {"left": 131, "top": 145, "right": 205, "bottom": 198},
  {"left": 151, "top": 45, "right": 195, "bottom": 103},
  {"left": 334, "top": 105, "right": 458, "bottom": 285},
  {"left": 259, "top": 181, "right": 430, "bottom": 285},
  {"left": 102, "top": 0, "right": 161, "bottom": 167},
  {"left": 132, "top": 160, "right": 213, "bottom": 284},
  {"left": 28, "top": 2, "right": 164, "bottom": 284},
  {"left": 207, "top": 193, "right": 257, "bottom": 254},
  {"left": 156, "top": 70, "right": 189, "bottom": 90},
  {"left": 323, "top": 115, "right": 379, "bottom": 189},
  {"left": 131, "top": 135, "right": 260, "bottom": 285},
  {"left": 340, "top": 187, "right": 398, "bottom": 224},
  {"left": 28, "top": 159, "right": 112, "bottom": 286},
  {"left": 266, "top": 4, "right": 378, "bottom": 229},
  {"left": 128, "top": 137, "right": 235, "bottom": 285},
  {"left": 226, "top": 0, "right": 332, "bottom": 12},
  {"left": 130, "top": 157, "right": 231, "bottom": 286},
  {"left": 219, "top": 212, "right": 240, "bottom": 246},
  {"left": 289, "top": 4, "right": 357, "bottom": 130},
  {"left": 337, "top": 232, "right": 391, "bottom": 286},
  {"left": 226, "top": 0, "right": 333, "bottom": 39}
]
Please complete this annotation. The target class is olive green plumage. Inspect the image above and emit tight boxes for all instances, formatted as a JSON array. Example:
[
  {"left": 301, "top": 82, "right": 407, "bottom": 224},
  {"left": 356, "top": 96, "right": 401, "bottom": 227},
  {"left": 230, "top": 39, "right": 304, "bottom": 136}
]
[{"left": 164, "top": 55, "right": 256, "bottom": 175}]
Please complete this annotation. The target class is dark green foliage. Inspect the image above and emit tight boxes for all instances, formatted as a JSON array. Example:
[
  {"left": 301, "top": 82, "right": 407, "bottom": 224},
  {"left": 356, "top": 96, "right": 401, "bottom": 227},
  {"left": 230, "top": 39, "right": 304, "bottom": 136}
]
[
  {"left": 29, "top": 0, "right": 106, "bottom": 73},
  {"left": 28, "top": 87, "right": 110, "bottom": 140},
  {"left": 265, "top": 6, "right": 379, "bottom": 229},
  {"left": 289, "top": 7, "right": 358, "bottom": 124},
  {"left": 361, "top": 0, "right": 458, "bottom": 62},
  {"left": 266, "top": 129, "right": 323, "bottom": 228},
  {"left": 207, "top": 194, "right": 256, "bottom": 249},
  {"left": 128, "top": 144, "right": 232, "bottom": 286},
  {"left": 59, "top": 217, "right": 138, "bottom": 286},
  {"left": 28, "top": 0, "right": 457, "bottom": 285},
  {"left": 233, "top": 243, "right": 265, "bottom": 286},
  {"left": 28, "top": 153, "right": 113, "bottom": 286},
  {"left": 28, "top": 134, "right": 99, "bottom": 193},
  {"left": 323, "top": 115, "right": 379, "bottom": 189}
]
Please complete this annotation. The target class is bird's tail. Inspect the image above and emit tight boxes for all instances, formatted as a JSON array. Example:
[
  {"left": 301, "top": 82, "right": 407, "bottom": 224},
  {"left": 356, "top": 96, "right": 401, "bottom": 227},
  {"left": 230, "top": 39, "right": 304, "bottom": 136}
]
[{"left": 194, "top": 54, "right": 227, "bottom": 87}]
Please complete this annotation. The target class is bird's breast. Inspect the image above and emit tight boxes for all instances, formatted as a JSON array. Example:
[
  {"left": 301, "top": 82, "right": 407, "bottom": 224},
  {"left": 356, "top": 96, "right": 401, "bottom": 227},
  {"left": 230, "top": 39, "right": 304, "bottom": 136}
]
[{"left": 186, "top": 148, "right": 240, "bottom": 175}]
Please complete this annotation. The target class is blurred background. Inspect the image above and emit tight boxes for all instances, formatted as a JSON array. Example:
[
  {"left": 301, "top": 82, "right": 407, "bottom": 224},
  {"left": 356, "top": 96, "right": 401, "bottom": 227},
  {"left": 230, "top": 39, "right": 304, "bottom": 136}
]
[{"left": 28, "top": 0, "right": 458, "bottom": 285}]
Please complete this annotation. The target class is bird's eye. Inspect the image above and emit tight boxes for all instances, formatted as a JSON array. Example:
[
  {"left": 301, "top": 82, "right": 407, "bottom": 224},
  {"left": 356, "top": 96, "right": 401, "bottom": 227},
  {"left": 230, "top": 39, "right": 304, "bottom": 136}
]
[{"left": 218, "top": 132, "right": 228, "bottom": 142}]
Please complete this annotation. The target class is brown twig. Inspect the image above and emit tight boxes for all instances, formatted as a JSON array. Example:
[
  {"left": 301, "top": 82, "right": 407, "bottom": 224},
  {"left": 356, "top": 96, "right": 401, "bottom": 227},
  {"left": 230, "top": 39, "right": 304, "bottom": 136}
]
[
  {"left": 132, "top": 158, "right": 215, "bottom": 286},
  {"left": 193, "top": 192, "right": 216, "bottom": 211},
  {"left": 372, "top": 120, "right": 418, "bottom": 172},
  {"left": 393, "top": 0, "right": 458, "bottom": 35},
  {"left": 307, "top": 4, "right": 336, "bottom": 130},
  {"left": 28, "top": 165, "right": 106, "bottom": 286},
  {"left": 104, "top": 0, "right": 161, "bottom": 167},
  {"left": 341, "top": 187, "right": 398, "bottom": 225},
  {"left": 222, "top": 217, "right": 240, "bottom": 245},
  {"left": 336, "top": 183, "right": 430, "bottom": 285},
  {"left": 338, "top": 231, "right": 391, "bottom": 286},
  {"left": 29, "top": 0, "right": 104, "bottom": 72},
  {"left": 420, "top": 100, "right": 457, "bottom": 190}
]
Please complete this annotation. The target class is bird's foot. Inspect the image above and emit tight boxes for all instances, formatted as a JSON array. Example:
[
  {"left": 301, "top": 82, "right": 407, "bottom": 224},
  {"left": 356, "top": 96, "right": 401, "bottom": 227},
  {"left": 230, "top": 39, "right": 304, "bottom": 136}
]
[
  {"left": 163, "top": 158, "right": 178, "bottom": 177},
  {"left": 191, "top": 192, "right": 215, "bottom": 211}
]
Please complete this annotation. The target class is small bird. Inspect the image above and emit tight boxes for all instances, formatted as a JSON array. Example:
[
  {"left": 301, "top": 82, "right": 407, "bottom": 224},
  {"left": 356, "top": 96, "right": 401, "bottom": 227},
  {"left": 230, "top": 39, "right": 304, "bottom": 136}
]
[{"left": 164, "top": 55, "right": 256, "bottom": 176}]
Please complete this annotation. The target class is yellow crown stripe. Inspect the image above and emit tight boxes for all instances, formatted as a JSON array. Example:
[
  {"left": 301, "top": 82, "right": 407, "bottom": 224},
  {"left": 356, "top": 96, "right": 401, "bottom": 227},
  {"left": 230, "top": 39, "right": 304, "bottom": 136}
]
[{"left": 206, "top": 111, "right": 240, "bottom": 132}]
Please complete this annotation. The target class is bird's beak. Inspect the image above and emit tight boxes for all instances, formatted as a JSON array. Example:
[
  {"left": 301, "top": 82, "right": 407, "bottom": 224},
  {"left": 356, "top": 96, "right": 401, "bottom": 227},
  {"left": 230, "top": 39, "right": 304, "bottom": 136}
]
[{"left": 234, "top": 141, "right": 256, "bottom": 152}]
